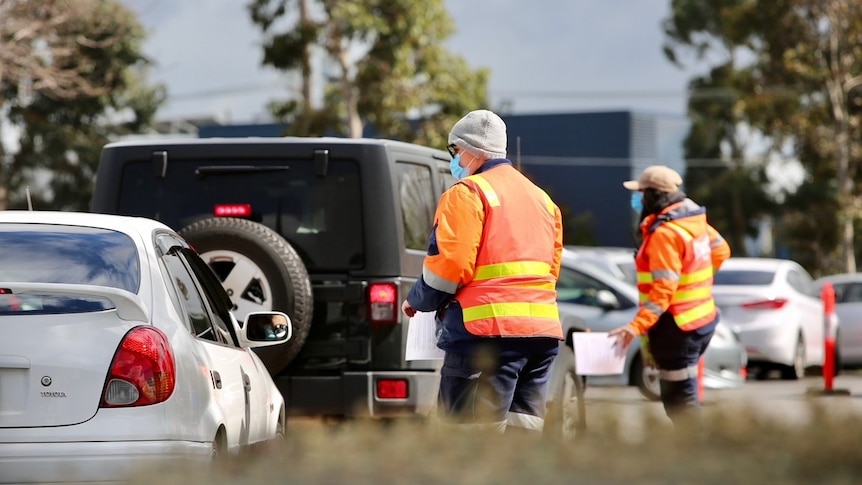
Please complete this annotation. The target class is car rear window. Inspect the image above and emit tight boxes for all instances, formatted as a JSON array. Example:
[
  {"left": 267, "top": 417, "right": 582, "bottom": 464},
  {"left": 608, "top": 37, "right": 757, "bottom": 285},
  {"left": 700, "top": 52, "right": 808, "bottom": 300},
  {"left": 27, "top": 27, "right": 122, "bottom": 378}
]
[
  {"left": 117, "top": 158, "right": 364, "bottom": 271},
  {"left": 0, "top": 224, "right": 140, "bottom": 314},
  {"left": 713, "top": 270, "right": 775, "bottom": 286}
]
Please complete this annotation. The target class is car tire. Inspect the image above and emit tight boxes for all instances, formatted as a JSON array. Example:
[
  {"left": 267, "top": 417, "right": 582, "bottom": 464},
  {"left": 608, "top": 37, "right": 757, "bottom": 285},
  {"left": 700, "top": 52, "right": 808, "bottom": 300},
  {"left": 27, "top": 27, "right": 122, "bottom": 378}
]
[
  {"left": 545, "top": 344, "right": 585, "bottom": 440},
  {"left": 631, "top": 352, "right": 661, "bottom": 401},
  {"left": 179, "top": 217, "right": 313, "bottom": 376},
  {"left": 781, "top": 335, "right": 805, "bottom": 380}
]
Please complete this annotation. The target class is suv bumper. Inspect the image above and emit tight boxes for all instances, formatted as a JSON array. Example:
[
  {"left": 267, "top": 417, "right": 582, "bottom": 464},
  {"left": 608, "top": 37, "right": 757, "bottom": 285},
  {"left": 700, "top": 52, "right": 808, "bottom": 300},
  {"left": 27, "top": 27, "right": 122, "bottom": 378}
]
[{"left": 278, "top": 371, "right": 440, "bottom": 418}]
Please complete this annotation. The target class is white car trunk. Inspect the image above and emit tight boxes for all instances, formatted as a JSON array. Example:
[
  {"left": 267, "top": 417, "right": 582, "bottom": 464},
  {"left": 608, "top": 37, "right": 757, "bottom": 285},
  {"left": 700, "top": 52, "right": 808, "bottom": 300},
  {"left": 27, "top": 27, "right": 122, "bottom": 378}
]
[{"left": 0, "top": 311, "right": 132, "bottom": 428}]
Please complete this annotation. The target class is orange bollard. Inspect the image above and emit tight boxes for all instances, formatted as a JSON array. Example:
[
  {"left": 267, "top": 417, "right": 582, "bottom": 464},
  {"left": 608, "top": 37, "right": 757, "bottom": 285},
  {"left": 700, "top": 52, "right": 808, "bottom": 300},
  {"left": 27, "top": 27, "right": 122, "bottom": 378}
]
[
  {"left": 697, "top": 356, "right": 704, "bottom": 402},
  {"left": 808, "top": 282, "right": 850, "bottom": 396}
]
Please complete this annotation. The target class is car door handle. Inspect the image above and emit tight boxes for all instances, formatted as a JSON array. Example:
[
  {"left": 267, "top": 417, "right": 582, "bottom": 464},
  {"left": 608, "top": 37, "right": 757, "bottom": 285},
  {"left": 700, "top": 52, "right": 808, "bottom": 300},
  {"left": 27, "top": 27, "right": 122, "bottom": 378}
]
[
  {"left": 211, "top": 370, "right": 222, "bottom": 389},
  {"left": 242, "top": 373, "right": 251, "bottom": 393}
]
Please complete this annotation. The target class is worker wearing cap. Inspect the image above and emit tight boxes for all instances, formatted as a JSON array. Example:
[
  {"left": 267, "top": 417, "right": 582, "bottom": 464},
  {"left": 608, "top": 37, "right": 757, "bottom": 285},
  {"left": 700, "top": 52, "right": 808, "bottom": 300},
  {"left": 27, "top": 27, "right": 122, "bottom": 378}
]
[
  {"left": 401, "top": 109, "right": 564, "bottom": 434},
  {"left": 610, "top": 165, "right": 730, "bottom": 425}
]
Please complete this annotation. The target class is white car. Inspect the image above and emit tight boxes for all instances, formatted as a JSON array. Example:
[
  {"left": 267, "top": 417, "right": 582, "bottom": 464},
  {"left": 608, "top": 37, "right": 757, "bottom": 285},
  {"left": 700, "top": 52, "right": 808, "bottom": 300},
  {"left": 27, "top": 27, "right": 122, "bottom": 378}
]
[
  {"left": 714, "top": 257, "right": 826, "bottom": 379},
  {"left": 0, "top": 211, "right": 292, "bottom": 483}
]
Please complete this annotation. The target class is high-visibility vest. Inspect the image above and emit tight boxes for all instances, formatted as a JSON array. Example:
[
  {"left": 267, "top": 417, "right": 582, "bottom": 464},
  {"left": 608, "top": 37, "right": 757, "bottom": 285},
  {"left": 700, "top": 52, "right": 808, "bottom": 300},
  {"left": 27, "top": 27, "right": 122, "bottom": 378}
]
[
  {"left": 636, "top": 219, "right": 717, "bottom": 331},
  {"left": 454, "top": 167, "right": 563, "bottom": 339}
]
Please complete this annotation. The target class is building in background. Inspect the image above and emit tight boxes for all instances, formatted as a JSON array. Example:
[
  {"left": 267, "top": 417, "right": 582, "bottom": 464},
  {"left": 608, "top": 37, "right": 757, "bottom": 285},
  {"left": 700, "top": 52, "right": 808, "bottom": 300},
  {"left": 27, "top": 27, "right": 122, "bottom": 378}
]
[{"left": 196, "top": 110, "right": 690, "bottom": 247}]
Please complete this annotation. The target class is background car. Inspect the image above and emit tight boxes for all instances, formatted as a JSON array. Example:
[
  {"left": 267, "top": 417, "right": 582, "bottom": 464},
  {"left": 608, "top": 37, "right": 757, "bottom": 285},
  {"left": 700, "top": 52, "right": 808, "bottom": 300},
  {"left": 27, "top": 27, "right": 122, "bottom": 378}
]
[
  {"left": 564, "top": 245, "right": 637, "bottom": 285},
  {"left": 815, "top": 273, "right": 862, "bottom": 369},
  {"left": 547, "top": 248, "right": 747, "bottom": 408},
  {"left": 0, "top": 211, "right": 292, "bottom": 484},
  {"left": 713, "top": 257, "right": 826, "bottom": 380}
]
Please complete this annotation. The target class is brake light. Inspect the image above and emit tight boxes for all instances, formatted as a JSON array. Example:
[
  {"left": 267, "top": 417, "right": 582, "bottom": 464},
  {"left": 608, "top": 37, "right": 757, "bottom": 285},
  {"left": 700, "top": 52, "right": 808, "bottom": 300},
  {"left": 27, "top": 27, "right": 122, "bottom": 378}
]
[
  {"left": 214, "top": 204, "right": 252, "bottom": 218},
  {"left": 376, "top": 379, "right": 408, "bottom": 399},
  {"left": 101, "top": 326, "right": 175, "bottom": 407},
  {"left": 741, "top": 298, "right": 788, "bottom": 310},
  {"left": 369, "top": 282, "right": 398, "bottom": 324}
]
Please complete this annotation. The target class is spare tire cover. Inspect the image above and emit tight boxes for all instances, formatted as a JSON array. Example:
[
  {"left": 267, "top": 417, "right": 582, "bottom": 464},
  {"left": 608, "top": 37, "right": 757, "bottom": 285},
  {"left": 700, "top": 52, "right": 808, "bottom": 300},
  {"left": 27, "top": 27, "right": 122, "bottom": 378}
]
[{"left": 180, "top": 217, "right": 313, "bottom": 376}]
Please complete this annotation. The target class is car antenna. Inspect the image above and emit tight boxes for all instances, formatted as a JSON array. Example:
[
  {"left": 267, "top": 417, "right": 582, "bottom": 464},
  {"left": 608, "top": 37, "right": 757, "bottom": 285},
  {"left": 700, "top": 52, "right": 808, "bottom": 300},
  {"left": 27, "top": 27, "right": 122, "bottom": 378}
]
[{"left": 25, "top": 186, "right": 33, "bottom": 211}]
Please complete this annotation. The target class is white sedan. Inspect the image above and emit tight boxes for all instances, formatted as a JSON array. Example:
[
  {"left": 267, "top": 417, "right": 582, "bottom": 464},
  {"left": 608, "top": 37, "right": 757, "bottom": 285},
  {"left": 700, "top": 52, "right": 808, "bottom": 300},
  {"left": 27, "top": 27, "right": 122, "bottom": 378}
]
[
  {"left": 0, "top": 211, "right": 292, "bottom": 483},
  {"left": 714, "top": 257, "right": 826, "bottom": 379}
]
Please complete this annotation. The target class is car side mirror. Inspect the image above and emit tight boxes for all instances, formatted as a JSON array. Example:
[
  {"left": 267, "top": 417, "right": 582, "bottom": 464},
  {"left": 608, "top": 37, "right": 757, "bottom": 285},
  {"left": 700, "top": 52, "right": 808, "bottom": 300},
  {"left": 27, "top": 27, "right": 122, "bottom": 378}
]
[
  {"left": 238, "top": 311, "right": 293, "bottom": 348},
  {"left": 595, "top": 289, "right": 620, "bottom": 310}
]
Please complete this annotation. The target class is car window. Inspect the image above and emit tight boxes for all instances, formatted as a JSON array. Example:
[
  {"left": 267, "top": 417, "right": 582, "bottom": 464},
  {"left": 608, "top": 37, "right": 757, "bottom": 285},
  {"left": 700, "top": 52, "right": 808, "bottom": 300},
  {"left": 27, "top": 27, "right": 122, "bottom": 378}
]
[
  {"left": 713, "top": 270, "right": 775, "bottom": 285},
  {"left": 557, "top": 267, "right": 614, "bottom": 307},
  {"left": 180, "top": 247, "right": 239, "bottom": 347},
  {"left": 161, "top": 248, "right": 227, "bottom": 344},
  {"left": 440, "top": 169, "right": 457, "bottom": 191},
  {"left": 117, "top": 157, "right": 364, "bottom": 272},
  {"left": 835, "top": 283, "right": 862, "bottom": 303},
  {"left": 0, "top": 224, "right": 140, "bottom": 315},
  {"left": 397, "top": 162, "right": 436, "bottom": 250},
  {"left": 787, "top": 268, "right": 814, "bottom": 296}
]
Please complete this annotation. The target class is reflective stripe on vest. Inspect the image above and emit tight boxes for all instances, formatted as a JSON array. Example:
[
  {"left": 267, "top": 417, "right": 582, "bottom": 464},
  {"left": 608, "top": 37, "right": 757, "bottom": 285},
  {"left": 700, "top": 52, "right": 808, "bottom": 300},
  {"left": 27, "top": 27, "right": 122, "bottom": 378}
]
[
  {"left": 636, "top": 220, "right": 717, "bottom": 331},
  {"left": 456, "top": 170, "right": 563, "bottom": 339}
]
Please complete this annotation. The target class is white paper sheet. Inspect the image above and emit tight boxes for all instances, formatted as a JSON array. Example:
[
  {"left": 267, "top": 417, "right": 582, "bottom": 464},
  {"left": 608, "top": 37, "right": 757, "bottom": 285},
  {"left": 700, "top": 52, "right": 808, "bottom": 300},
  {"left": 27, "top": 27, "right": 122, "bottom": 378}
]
[
  {"left": 405, "top": 311, "right": 445, "bottom": 361},
  {"left": 572, "top": 332, "right": 627, "bottom": 376}
]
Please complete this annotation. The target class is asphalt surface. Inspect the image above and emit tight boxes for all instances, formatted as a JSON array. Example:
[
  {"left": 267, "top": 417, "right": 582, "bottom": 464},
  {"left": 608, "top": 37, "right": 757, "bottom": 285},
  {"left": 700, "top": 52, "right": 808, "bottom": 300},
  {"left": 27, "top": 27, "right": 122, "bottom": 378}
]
[{"left": 579, "top": 373, "right": 862, "bottom": 438}]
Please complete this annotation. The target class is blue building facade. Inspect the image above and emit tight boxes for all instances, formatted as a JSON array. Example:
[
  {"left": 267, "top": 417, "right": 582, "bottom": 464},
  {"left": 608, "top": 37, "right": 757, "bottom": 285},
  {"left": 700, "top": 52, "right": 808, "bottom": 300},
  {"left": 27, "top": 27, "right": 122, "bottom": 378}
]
[{"left": 198, "top": 110, "right": 689, "bottom": 247}]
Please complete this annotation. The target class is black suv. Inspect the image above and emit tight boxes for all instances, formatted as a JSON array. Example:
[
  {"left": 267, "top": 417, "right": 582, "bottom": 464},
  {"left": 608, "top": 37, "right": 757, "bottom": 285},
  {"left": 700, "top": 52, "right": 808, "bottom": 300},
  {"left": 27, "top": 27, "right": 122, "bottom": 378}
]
[{"left": 91, "top": 137, "right": 454, "bottom": 419}]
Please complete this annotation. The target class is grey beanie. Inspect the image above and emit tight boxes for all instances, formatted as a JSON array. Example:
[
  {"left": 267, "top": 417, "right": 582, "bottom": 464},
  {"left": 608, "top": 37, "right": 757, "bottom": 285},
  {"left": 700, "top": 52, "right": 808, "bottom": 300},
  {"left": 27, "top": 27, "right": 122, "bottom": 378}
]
[{"left": 448, "top": 110, "right": 508, "bottom": 160}]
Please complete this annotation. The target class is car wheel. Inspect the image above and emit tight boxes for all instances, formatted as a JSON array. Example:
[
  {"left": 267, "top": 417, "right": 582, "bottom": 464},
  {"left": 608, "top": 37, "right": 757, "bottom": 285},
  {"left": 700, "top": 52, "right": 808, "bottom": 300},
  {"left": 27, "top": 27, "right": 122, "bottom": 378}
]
[
  {"left": 180, "top": 217, "right": 313, "bottom": 375},
  {"left": 781, "top": 335, "right": 805, "bottom": 380},
  {"left": 545, "top": 345, "right": 585, "bottom": 440},
  {"left": 631, "top": 352, "right": 661, "bottom": 401}
]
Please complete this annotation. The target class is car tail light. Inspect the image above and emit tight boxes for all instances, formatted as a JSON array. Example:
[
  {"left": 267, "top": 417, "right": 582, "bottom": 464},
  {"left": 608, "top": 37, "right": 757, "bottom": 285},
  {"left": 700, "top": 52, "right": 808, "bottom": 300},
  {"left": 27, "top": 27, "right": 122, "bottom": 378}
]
[
  {"left": 369, "top": 282, "right": 398, "bottom": 324},
  {"left": 741, "top": 298, "right": 788, "bottom": 310},
  {"left": 101, "top": 326, "right": 175, "bottom": 407},
  {"left": 214, "top": 203, "right": 252, "bottom": 218},
  {"left": 376, "top": 379, "right": 408, "bottom": 399}
]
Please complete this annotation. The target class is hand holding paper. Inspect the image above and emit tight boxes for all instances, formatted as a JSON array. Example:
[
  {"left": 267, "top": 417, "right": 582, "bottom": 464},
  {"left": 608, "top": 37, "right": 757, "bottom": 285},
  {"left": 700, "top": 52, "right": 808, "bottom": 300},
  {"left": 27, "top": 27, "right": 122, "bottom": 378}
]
[{"left": 572, "top": 332, "right": 627, "bottom": 376}]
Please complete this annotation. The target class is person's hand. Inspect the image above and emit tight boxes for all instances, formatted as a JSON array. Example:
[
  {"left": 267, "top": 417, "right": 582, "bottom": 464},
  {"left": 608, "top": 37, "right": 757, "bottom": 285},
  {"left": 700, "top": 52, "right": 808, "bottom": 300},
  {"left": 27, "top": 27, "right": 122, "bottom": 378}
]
[
  {"left": 401, "top": 299, "right": 416, "bottom": 318},
  {"left": 608, "top": 325, "right": 638, "bottom": 355}
]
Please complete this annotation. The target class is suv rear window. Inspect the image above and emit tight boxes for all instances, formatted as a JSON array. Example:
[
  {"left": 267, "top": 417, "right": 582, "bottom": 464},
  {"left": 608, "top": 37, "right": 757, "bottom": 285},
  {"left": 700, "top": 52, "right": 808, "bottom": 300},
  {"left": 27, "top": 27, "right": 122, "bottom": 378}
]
[
  {"left": 0, "top": 224, "right": 139, "bottom": 314},
  {"left": 117, "top": 158, "right": 364, "bottom": 271}
]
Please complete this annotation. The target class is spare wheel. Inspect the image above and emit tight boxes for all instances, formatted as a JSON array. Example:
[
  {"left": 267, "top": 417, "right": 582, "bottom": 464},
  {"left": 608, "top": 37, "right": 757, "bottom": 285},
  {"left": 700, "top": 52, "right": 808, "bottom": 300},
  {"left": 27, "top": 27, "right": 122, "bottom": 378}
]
[{"left": 179, "top": 217, "right": 313, "bottom": 376}]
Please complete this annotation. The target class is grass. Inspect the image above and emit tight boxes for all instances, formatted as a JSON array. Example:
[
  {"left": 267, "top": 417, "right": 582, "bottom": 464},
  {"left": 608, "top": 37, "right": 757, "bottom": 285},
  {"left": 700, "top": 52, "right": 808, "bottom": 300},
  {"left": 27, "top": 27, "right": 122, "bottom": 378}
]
[{"left": 129, "top": 398, "right": 862, "bottom": 485}]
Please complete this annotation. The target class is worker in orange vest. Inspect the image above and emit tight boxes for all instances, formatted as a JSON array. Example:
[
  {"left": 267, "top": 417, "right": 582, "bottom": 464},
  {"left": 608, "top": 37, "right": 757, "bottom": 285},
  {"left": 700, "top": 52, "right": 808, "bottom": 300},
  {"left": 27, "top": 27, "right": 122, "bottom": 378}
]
[
  {"left": 610, "top": 165, "right": 730, "bottom": 425},
  {"left": 402, "top": 110, "right": 564, "bottom": 434}
]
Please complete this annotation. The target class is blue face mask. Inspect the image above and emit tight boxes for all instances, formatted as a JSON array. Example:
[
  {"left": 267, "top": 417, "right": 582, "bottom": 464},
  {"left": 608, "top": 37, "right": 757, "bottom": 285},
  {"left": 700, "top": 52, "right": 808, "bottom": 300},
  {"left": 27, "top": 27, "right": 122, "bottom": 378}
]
[
  {"left": 630, "top": 191, "right": 643, "bottom": 212},
  {"left": 450, "top": 154, "right": 468, "bottom": 180}
]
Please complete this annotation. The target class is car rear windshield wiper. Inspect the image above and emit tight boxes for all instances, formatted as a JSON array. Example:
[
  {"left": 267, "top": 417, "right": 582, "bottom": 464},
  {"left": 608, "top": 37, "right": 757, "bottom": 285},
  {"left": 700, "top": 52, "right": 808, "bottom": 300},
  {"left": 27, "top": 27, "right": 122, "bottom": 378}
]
[{"left": 195, "top": 165, "right": 291, "bottom": 178}]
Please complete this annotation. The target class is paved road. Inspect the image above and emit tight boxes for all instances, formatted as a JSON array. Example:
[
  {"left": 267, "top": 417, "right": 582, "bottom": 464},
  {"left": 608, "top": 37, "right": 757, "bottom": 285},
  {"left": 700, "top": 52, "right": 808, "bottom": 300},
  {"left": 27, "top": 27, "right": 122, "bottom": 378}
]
[{"left": 578, "top": 374, "right": 862, "bottom": 439}]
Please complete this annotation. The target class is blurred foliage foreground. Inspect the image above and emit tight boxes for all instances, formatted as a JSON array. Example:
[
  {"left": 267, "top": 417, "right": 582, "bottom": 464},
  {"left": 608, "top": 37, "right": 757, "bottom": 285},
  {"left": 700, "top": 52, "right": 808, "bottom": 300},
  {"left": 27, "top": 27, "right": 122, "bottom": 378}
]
[{"left": 129, "top": 400, "right": 862, "bottom": 485}]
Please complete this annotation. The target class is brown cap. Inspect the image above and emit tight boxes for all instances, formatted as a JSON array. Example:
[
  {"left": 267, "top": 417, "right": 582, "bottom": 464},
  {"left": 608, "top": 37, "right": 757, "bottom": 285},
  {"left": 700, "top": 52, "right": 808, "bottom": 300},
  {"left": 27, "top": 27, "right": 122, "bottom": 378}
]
[{"left": 623, "top": 165, "right": 683, "bottom": 192}]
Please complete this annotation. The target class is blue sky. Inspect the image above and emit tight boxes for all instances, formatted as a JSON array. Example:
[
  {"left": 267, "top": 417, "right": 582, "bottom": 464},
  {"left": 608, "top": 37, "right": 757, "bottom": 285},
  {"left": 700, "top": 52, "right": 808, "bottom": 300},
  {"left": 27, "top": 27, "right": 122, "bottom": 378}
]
[{"left": 127, "top": 0, "right": 700, "bottom": 123}]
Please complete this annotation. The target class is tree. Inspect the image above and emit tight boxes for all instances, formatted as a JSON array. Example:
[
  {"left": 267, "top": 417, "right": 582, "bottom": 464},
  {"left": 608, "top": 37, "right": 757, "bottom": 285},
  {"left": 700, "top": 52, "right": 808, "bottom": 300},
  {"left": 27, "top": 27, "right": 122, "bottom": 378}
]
[
  {"left": 247, "top": 0, "right": 488, "bottom": 144},
  {"left": 0, "top": 0, "right": 164, "bottom": 210},
  {"left": 663, "top": 0, "right": 862, "bottom": 274}
]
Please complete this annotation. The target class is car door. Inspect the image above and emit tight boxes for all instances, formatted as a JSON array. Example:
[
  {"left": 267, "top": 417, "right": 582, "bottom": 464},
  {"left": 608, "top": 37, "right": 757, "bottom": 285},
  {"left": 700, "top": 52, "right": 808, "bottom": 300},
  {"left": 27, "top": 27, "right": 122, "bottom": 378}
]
[
  {"left": 181, "top": 247, "right": 274, "bottom": 443},
  {"left": 834, "top": 282, "right": 862, "bottom": 363},
  {"left": 159, "top": 241, "right": 260, "bottom": 449},
  {"left": 787, "top": 266, "right": 824, "bottom": 366}
]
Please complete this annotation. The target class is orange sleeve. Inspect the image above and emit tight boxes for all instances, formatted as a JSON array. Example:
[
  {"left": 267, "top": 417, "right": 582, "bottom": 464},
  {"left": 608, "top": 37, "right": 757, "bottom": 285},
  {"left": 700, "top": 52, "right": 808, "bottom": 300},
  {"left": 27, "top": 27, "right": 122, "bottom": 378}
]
[
  {"left": 708, "top": 225, "right": 731, "bottom": 272},
  {"left": 629, "top": 227, "right": 684, "bottom": 335},
  {"left": 550, "top": 203, "right": 564, "bottom": 279},
  {"left": 423, "top": 184, "right": 485, "bottom": 288}
]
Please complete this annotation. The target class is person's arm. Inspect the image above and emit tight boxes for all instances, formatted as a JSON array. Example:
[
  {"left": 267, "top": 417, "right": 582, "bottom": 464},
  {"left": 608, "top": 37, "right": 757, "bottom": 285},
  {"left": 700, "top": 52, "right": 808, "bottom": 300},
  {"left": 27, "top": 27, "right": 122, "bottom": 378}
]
[
  {"left": 405, "top": 184, "right": 484, "bottom": 312},
  {"left": 550, "top": 203, "right": 564, "bottom": 279},
  {"left": 627, "top": 228, "right": 684, "bottom": 335},
  {"left": 708, "top": 225, "right": 731, "bottom": 272}
]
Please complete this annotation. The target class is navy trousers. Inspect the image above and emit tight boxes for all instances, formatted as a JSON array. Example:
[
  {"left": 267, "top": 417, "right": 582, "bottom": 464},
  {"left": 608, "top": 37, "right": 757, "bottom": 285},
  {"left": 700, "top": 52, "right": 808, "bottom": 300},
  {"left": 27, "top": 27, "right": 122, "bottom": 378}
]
[
  {"left": 437, "top": 338, "right": 559, "bottom": 433},
  {"left": 647, "top": 312, "right": 718, "bottom": 425}
]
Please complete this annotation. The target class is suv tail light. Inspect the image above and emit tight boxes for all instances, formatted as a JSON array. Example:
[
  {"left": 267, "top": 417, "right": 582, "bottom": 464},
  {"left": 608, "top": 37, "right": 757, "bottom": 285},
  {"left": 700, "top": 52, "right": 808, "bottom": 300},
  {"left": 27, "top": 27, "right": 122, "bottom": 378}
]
[
  {"left": 369, "top": 282, "right": 398, "bottom": 324},
  {"left": 101, "top": 326, "right": 175, "bottom": 407},
  {"left": 741, "top": 298, "right": 788, "bottom": 310},
  {"left": 214, "top": 203, "right": 252, "bottom": 218},
  {"left": 376, "top": 379, "right": 408, "bottom": 399}
]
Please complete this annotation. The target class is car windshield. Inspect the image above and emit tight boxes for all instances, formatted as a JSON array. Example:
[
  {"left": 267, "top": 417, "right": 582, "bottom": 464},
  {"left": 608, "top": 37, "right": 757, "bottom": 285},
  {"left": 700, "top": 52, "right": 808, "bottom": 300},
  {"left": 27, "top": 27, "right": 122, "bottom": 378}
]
[
  {"left": 713, "top": 270, "right": 775, "bottom": 286},
  {"left": 0, "top": 224, "right": 140, "bottom": 314}
]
